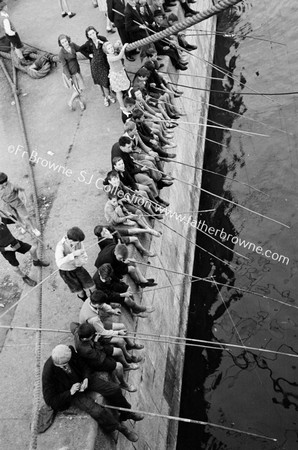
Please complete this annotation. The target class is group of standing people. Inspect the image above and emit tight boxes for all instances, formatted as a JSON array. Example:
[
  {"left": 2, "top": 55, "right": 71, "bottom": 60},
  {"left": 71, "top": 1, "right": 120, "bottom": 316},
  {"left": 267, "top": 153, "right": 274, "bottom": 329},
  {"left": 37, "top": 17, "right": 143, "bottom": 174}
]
[{"left": 58, "top": 0, "right": 197, "bottom": 110}]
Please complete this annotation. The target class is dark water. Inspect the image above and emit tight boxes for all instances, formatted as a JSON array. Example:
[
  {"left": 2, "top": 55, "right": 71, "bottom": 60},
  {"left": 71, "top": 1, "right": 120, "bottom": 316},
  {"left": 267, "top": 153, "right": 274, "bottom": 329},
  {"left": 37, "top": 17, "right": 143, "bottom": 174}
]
[{"left": 177, "top": 1, "right": 298, "bottom": 449}]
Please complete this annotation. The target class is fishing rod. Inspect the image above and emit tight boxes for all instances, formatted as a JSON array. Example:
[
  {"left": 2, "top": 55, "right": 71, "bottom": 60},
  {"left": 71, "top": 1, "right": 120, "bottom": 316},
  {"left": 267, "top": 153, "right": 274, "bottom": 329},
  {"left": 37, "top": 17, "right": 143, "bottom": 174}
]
[
  {"left": 204, "top": 99, "right": 291, "bottom": 135},
  {"left": 178, "top": 125, "right": 228, "bottom": 147},
  {"left": 159, "top": 157, "right": 269, "bottom": 196},
  {"left": 77, "top": 403, "right": 278, "bottom": 441},
  {"left": 147, "top": 117, "right": 270, "bottom": 137},
  {"left": 133, "top": 161, "right": 289, "bottom": 228},
  {"left": 117, "top": 0, "right": 283, "bottom": 106},
  {"left": 137, "top": 209, "right": 216, "bottom": 217},
  {"left": 135, "top": 260, "right": 298, "bottom": 311},
  {"left": 0, "top": 235, "right": 111, "bottom": 321},
  {"left": 0, "top": 208, "right": 45, "bottom": 247},
  {"left": 170, "top": 80, "right": 298, "bottom": 98},
  {"left": 125, "top": 330, "right": 298, "bottom": 359},
  {"left": 136, "top": 78, "right": 290, "bottom": 136},
  {"left": 2, "top": 324, "right": 298, "bottom": 360},
  {"left": 184, "top": 30, "right": 286, "bottom": 46},
  {"left": 212, "top": 275, "right": 245, "bottom": 346},
  {"left": 160, "top": 218, "right": 247, "bottom": 262},
  {"left": 159, "top": 70, "right": 223, "bottom": 81},
  {"left": 190, "top": 50, "right": 283, "bottom": 106}
]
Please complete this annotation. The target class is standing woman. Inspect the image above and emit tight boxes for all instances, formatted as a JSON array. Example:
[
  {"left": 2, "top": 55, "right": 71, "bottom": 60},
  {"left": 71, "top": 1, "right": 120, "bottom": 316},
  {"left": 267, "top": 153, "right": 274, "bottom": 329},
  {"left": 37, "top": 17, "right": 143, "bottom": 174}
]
[
  {"left": 80, "top": 26, "right": 116, "bottom": 107},
  {"left": 103, "top": 41, "right": 131, "bottom": 110},
  {"left": 58, "top": 34, "right": 85, "bottom": 111}
]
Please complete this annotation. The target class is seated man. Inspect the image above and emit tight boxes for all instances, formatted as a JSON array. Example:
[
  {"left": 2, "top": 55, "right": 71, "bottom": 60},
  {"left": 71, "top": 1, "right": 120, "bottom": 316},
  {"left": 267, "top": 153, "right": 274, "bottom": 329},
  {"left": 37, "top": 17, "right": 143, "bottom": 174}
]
[
  {"left": 70, "top": 322, "right": 137, "bottom": 392},
  {"left": 93, "top": 262, "right": 155, "bottom": 315},
  {"left": 95, "top": 241, "right": 157, "bottom": 288},
  {"left": 42, "top": 344, "right": 143, "bottom": 442},
  {"left": 151, "top": 10, "right": 188, "bottom": 71}
]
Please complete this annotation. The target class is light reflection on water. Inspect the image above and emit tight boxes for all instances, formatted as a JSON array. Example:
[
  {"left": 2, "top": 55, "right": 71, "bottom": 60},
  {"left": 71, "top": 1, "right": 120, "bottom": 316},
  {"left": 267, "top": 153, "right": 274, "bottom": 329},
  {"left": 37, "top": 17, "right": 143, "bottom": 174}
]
[{"left": 178, "top": 1, "right": 298, "bottom": 449}]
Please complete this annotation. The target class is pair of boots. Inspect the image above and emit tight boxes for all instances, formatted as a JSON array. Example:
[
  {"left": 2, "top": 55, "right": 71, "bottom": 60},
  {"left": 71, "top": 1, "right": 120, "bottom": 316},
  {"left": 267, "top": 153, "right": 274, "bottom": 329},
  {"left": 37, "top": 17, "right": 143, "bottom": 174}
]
[
  {"left": 181, "top": 0, "right": 197, "bottom": 17},
  {"left": 124, "top": 297, "right": 155, "bottom": 317},
  {"left": 22, "top": 259, "right": 50, "bottom": 287}
]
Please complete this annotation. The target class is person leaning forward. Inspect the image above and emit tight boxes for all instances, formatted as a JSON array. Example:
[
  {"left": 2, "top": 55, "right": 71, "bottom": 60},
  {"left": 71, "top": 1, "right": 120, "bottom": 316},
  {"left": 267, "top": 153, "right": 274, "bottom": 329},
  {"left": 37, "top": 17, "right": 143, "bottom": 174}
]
[{"left": 42, "top": 344, "right": 144, "bottom": 442}]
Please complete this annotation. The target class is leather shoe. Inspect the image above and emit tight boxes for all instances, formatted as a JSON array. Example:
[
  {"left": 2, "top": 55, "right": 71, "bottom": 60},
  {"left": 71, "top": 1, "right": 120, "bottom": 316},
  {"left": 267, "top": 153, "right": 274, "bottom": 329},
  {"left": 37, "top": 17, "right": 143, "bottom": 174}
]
[
  {"left": 22, "top": 275, "right": 37, "bottom": 287},
  {"left": 129, "top": 412, "right": 145, "bottom": 421},
  {"left": 118, "top": 425, "right": 139, "bottom": 442},
  {"left": 185, "top": 44, "right": 197, "bottom": 51},
  {"left": 156, "top": 197, "right": 169, "bottom": 207},
  {"left": 33, "top": 259, "right": 50, "bottom": 267},
  {"left": 176, "top": 64, "right": 188, "bottom": 71}
]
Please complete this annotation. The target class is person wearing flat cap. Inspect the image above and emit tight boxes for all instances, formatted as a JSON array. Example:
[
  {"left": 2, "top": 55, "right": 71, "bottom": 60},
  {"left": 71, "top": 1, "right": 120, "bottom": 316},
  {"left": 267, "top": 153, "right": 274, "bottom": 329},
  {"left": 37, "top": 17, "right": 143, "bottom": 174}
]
[{"left": 42, "top": 344, "right": 144, "bottom": 442}]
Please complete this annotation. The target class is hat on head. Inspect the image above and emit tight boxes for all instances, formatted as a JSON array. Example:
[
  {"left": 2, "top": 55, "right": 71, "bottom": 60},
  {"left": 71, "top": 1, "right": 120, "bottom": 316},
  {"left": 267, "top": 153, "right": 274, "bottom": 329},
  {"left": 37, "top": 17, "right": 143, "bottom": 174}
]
[
  {"left": 153, "top": 9, "right": 164, "bottom": 17},
  {"left": 0, "top": 173, "right": 8, "bottom": 185},
  {"left": 51, "top": 345, "right": 71, "bottom": 365}
]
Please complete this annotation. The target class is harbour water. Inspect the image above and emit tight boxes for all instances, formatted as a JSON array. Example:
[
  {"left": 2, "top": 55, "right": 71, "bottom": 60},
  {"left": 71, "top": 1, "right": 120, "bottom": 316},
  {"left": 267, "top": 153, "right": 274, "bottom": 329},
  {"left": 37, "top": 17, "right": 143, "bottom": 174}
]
[{"left": 177, "top": 1, "right": 298, "bottom": 449}]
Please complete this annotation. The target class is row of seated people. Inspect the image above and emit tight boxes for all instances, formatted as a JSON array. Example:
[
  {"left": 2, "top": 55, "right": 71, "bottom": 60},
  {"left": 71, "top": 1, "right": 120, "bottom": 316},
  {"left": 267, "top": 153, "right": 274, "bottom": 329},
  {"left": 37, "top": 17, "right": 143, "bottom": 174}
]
[
  {"left": 108, "top": 0, "right": 198, "bottom": 68},
  {"left": 42, "top": 1, "right": 198, "bottom": 440}
]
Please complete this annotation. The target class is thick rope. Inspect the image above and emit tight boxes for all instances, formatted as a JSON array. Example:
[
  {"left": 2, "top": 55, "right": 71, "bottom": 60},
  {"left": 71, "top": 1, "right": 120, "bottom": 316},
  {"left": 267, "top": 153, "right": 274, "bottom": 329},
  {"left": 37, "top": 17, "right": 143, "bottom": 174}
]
[{"left": 126, "top": 0, "right": 243, "bottom": 52}]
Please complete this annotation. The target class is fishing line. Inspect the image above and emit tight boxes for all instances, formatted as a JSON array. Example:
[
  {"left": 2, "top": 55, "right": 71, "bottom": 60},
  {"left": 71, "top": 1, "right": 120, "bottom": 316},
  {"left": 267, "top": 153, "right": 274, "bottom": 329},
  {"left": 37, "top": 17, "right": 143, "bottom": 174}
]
[
  {"left": 159, "top": 157, "right": 268, "bottom": 196},
  {"left": 134, "top": 161, "right": 289, "bottom": 228},
  {"left": 75, "top": 403, "right": 278, "bottom": 441},
  {"left": 135, "top": 261, "right": 298, "bottom": 310},
  {"left": 162, "top": 217, "right": 247, "bottom": 261},
  {"left": 184, "top": 30, "right": 285, "bottom": 45},
  {"left": 159, "top": 219, "right": 238, "bottom": 268},
  {"left": 1, "top": 325, "right": 298, "bottom": 359}
]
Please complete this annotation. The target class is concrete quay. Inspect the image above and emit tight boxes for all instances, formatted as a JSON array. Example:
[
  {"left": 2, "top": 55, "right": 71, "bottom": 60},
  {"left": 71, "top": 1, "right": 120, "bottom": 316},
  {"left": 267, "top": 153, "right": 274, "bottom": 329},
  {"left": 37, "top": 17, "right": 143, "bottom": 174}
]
[{"left": 0, "top": 0, "right": 216, "bottom": 448}]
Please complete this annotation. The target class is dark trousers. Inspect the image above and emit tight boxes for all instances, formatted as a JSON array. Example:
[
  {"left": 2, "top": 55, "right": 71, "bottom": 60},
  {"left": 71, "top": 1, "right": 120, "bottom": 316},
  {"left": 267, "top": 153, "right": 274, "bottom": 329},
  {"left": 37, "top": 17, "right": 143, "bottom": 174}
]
[
  {"left": 157, "top": 46, "right": 180, "bottom": 68},
  {"left": 72, "top": 372, "right": 133, "bottom": 428},
  {"left": 72, "top": 392, "right": 119, "bottom": 432},
  {"left": 116, "top": 25, "right": 135, "bottom": 57}
]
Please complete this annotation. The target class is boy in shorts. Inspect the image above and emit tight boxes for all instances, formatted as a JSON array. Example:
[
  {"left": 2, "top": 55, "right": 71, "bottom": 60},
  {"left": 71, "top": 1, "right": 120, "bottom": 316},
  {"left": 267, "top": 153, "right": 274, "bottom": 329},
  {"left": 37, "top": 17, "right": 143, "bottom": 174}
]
[
  {"left": 55, "top": 226, "right": 95, "bottom": 301},
  {"left": 0, "top": 216, "right": 49, "bottom": 286}
]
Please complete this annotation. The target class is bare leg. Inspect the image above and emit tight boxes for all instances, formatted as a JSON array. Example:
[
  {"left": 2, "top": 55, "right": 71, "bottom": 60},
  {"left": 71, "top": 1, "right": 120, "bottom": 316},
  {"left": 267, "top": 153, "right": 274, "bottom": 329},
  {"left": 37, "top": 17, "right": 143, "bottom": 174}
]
[
  {"left": 124, "top": 296, "right": 147, "bottom": 313},
  {"left": 112, "top": 347, "right": 130, "bottom": 368},
  {"left": 58, "top": 0, "right": 71, "bottom": 13},
  {"left": 14, "top": 48, "right": 24, "bottom": 60},
  {"left": 126, "top": 236, "right": 155, "bottom": 257},
  {"left": 12, "top": 265, "right": 26, "bottom": 278},
  {"left": 128, "top": 266, "right": 147, "bottom": 284},
  {"left": 110, "top": 337, "right": 132, "bottom": 360},
  {"left": 116, "top": 91, "right": 125, "bottom": 109},
  {"left": 69, "top": 90, "right": 79, "bottom": 109},
  {"left": 29, "top": 243, "right": 38, "bottom": 261}
]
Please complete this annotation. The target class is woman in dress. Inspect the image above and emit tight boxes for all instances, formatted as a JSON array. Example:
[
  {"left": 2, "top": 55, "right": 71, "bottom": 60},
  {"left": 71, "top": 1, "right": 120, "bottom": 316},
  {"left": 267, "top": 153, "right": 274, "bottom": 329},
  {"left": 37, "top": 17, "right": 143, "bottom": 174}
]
[
  {"left": 58, "top": 34, "right": 85, "bottom": 111},
  {"left": 80, "top": 26, "right": 116, "bottom": 107},
  {"left": 103, "top": 41, "right": 131, "bottom": 110}
]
